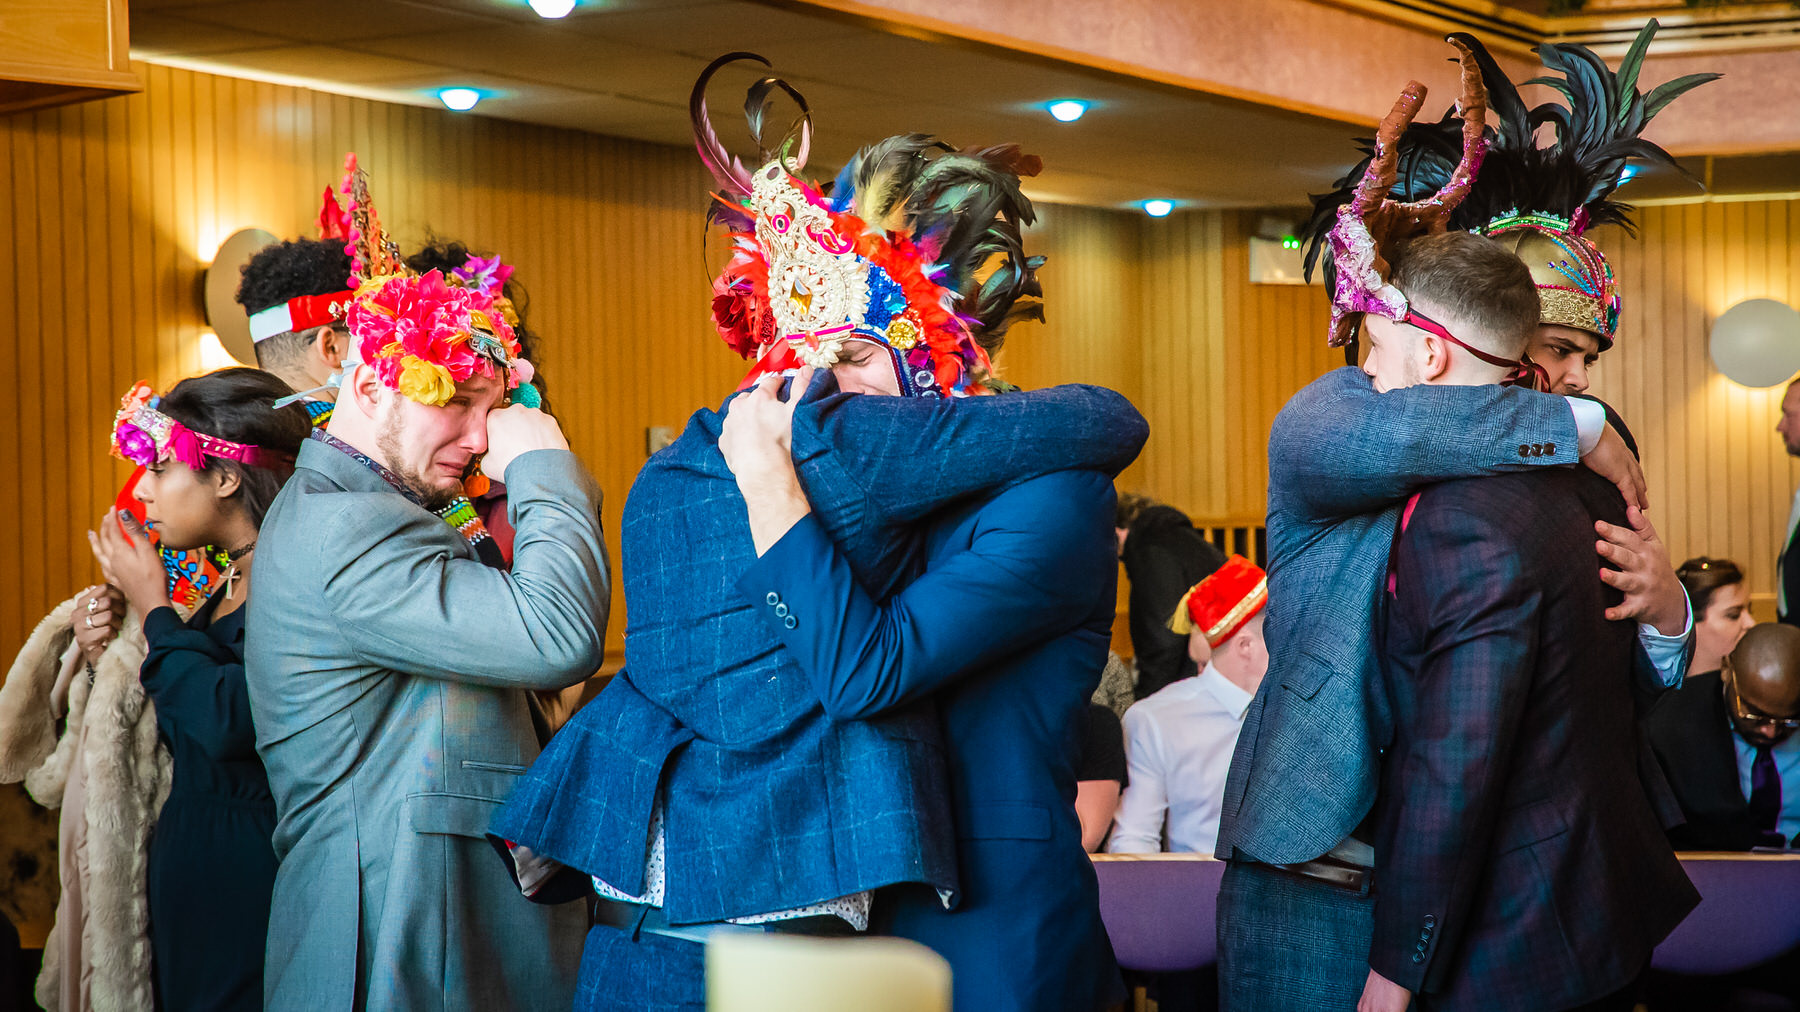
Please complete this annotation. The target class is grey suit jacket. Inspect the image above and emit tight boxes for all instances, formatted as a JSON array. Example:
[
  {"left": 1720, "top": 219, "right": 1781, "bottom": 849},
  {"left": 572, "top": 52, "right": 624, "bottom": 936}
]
[
  {"left": 1216, "top": 368, "right": 1579, "bottom": 865},
  {"left": 246, "top": 439, "right": 609, "bottom": 1012}
]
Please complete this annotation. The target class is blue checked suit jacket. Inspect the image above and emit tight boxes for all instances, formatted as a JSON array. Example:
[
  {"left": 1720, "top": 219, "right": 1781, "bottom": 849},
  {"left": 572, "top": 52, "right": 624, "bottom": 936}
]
[
  {"left": 1371, "top": 468, "right": 1697, "bottom": 1009},
  {"left": 493, "top": 378, "right": 1147, "bottom": 923},
  {"left": 1216, "top": 368, "right": 1583, "bottom": 865}
]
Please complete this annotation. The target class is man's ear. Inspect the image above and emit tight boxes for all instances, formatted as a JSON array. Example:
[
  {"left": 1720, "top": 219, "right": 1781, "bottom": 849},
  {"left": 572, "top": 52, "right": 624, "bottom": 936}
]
[
  {"left": 314, "top": 326, "right": 348, "bottom": 372},
  {"left": 1419, "top": 332, "right": 1453, "bottom": 382},
  {"left": 348, "top": 363, "right": 385, "bottom": 417}
]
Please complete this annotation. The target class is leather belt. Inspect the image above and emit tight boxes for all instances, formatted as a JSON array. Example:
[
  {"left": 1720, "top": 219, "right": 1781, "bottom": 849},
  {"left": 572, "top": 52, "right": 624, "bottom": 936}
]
[
  {"left": 1266, "top": 853, "right": 1373, "bottom": 894},
  {"left": 589, "top": 897, "right": 856, "bottom": 945}
]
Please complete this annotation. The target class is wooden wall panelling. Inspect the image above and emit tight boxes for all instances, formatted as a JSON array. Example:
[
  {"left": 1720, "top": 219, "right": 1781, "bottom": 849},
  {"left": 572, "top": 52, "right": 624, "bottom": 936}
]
[{"left": 1587, "top": 198, "right": 1800, "bottom": 615}]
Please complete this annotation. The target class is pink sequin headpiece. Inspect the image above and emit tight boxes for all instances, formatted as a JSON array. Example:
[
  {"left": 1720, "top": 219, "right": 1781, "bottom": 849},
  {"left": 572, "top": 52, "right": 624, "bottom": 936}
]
[
  {"left": 110, "top": 381, "right": 285, "bottom": 470},
  {"left": 1324, "top": 36, "right": 1489, "bottom": 348}
]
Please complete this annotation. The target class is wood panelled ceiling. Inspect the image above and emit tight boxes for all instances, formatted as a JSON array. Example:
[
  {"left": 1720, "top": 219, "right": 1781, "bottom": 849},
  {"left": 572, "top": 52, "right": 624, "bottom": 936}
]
[{"left": 126, "top": 0, "right": 1370, "bottom": 210}]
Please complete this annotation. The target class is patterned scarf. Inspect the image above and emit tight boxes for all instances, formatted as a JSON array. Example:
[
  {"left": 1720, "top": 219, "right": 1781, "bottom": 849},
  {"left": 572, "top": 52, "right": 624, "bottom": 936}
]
[{"left": 309, "top": 429, "right": 506, "bottom": 570}]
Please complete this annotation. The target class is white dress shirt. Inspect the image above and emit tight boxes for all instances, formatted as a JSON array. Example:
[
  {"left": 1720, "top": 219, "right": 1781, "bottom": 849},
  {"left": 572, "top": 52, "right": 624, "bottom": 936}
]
[{"left": 1109, "top": 663, "right": 1254, "bottom": 854}]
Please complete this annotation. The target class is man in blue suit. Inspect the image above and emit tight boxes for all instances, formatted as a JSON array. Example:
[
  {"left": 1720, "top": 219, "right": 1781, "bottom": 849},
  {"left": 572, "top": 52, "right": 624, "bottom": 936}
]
[
  {"left": 1216, "top": 231, "right": 1694, "bottom": 1011},
  {"left": 494, "top": 94, "right": 1143, "bottom": 1010},
  {"left": 724, "top": 366, "right": 1128, "bottom": 1012}
]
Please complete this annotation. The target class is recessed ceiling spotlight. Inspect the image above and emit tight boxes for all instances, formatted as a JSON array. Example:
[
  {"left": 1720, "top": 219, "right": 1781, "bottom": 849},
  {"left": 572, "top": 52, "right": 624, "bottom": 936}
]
[
  {"left": 529, "top": 0, "right": 576, "bottom": 17},
  {"left": 1618, "top": 164, "right": 1641, "bottom": 184},
  {"left": 438, "top": 88, "right": 482, "bottom": 112},
  {"left": 1047, "top": 99, "right": 1090, "bottom": 123},
  {"left": 1142, "top": 199, "right": 1176, "bottom": 218}
]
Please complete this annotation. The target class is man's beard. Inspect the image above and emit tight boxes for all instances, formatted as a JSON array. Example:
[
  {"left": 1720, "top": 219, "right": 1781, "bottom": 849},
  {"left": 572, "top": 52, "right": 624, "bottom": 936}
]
[{"left": 375, "top": 414, "right": 464, "bottom": 511}]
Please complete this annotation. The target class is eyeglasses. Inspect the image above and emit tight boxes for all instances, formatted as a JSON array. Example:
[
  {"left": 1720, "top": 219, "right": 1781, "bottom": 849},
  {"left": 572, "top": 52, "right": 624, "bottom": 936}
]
[{"left": 1722, "top": 664, "right": 1800, "bottom": 730}]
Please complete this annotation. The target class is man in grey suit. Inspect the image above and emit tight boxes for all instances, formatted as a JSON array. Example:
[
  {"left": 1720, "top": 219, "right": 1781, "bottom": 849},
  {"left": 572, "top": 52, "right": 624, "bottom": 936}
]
[
  {"left": 247, "top": 287, "right": 608, "bottom": 1008},
  {"left": 1215, "top": 233, "right": 1691, "bottom": 1011}
]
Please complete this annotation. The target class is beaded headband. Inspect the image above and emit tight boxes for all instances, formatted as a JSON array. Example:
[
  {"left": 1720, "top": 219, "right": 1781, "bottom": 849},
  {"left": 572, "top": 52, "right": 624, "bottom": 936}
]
[{"left": 110, "top": 381, "right": 286, "bottom": 470}]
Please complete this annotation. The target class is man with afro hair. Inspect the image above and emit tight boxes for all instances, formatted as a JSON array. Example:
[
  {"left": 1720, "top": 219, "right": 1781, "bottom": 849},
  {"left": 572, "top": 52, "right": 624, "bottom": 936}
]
[{"left": 235, "top": 238, "right": 354, "bottom": 419}]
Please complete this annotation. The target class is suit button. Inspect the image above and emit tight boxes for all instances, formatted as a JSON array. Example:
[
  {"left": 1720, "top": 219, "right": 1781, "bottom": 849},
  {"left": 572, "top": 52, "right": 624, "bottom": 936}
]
[
  {"left": 765, "top": 592, "right": 780, "bottom": 606},
  {"left": 1419, "top": 930, "right": 1430, "bottom": 941},
  {"left": 1413, "top": 953, "right": 1425, "bottom": 964},
  {"left": 1544, "top": 442, "right": 1555, "bottom": 455},
  {"left": 775, "top": 603, "right": 789, "bottom": 618},
  {"left": 783, "top": 615, "right": 798, "bottom": 630},
  {"left": 1423, "top": 915, "right": 1436, "bottom": 927},
  {"left": 1518, "top": 444, "right": 1530, "bottom": 457}
]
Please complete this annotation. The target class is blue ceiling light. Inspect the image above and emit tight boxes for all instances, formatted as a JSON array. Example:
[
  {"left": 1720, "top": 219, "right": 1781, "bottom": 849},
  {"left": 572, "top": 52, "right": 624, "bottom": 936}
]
[
  {"left": 529, "top": 0, "right": 576, "bottom": 17},
  {"left": 1047, "top": 99, "right": 1090, "bottom": 123},
  {"left": 1618, "top": 164, "right": 1642, "bottom": 184},
  {"left": 438, "top": 88, "right": 482, "bottom": 111},
  {"left": 1142, "top": 199, "right": 1176, "bottom": 218}
]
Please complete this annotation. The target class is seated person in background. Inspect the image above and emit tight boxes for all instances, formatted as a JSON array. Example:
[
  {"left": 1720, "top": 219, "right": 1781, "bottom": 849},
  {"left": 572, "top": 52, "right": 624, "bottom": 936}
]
[
  {"left": 1109, "top": 556, "right": 1266, "bottom": 854},
  {"left": 1116, "top": 494, "right": 1227, "bottom": 699},
  {"left": 1076, "top": 702, "right": 1128, "bottom": 852},
  {"left": 1648, "top": 616, "right": 1800, "bottom": 851}
]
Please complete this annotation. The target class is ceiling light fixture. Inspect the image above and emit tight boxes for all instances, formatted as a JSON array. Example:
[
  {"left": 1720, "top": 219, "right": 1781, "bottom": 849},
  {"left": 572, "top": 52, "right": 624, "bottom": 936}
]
[
  {"left": 1047, "top": 99, "right": 1090, "bottom": 123},
  {"left": 438, "top": 88, "right": 482, "bottom": 111},
  {"left": 1618, "top": 164, "right": 1641, "bottom": 184},
  {"left": 528, "top": 0, "right": 576, "bottom": 17},
  {"left": 1142, "top": 199, "right": 1175, "bottom": 218}
]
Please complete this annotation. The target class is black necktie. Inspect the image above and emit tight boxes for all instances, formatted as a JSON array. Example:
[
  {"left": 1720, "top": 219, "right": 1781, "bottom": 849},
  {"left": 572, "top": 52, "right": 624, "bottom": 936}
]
[{"left": 1749, "top": 745, "right": 1783, "bottom": 844}]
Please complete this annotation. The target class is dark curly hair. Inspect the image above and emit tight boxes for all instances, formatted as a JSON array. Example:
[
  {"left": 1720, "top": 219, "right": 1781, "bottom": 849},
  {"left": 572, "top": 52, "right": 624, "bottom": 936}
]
[
  {"left": 405, "top": 239, "right": 551, "bottom": 413},
  {"left": 157, "top": 368, "right": 313, "bottom": 528},
  {"left": 237, "top": 239, "right": 354, "bottom": 378}
]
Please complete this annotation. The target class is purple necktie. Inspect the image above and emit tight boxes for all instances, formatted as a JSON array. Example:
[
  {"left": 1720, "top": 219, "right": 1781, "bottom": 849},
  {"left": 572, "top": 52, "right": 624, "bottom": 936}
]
[{"left": 1749, "top": 745, "right": 1782, "bottom": 842}]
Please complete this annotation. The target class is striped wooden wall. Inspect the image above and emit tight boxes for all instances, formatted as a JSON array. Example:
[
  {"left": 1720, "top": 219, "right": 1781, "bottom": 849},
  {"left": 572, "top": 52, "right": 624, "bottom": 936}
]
[
  {"left": 4, "top": 60, "right": 1795, "bottom": 670},
  {"left": 0, "top": 62, "right": 1208, "bottom": 672},
  {"left": 1133, "top": 209, "right": 1337, "bottom": 522},
  {"left": 0, "top": 62, "right": 742, "bottom": 671},
  {"left": 1589, "top": 200, "right": 1800, "bottom": 616}
]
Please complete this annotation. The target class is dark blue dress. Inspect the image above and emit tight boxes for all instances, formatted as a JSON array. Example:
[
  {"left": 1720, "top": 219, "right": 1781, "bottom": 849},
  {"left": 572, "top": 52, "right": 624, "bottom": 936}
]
[{"left": 140, "top": 594, "right": 276, "bottom": 1012}]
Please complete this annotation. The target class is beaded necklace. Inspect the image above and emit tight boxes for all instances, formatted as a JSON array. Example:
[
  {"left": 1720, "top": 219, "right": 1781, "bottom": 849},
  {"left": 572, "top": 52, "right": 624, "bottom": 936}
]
[{"left": 309, "top": 429, "right": 506, "bottom": 569}]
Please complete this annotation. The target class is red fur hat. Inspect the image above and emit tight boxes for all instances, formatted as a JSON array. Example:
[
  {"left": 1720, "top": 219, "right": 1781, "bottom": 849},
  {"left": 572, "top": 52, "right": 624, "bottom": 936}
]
[{"left": 1169, "top": 554, "right": 1268, "bottom": 648}]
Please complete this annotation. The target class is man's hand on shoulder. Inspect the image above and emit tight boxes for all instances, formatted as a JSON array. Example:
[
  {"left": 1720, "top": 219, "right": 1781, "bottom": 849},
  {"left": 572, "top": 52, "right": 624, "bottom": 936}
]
[
  {"left": 1357, "top": 969, "right": 1412, "bottom": 1012},
  {"left": 1597, "top": 504, "right": 1687, "bottom": 633},
  {"left": 1581, "top": 423, "right": 1649, "bottom": 512},
  {"left": 483, "top": 404, "right": 570, "bottom": 480}
]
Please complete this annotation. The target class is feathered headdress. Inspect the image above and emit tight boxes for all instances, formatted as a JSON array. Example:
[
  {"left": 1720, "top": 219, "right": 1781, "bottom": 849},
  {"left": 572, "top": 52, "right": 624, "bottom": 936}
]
[
  {"left": 1303, "top": 21, "right": 1718, "bottom": 349},
  {"left": 336, "top": 153, "right": 537, "bottom": 408},
  {"left": 694, "top": 52, "right": 1045, "bottom": 398},
  {"left": 1315, "top": 34, "right": 1490, "bottom": 349}
]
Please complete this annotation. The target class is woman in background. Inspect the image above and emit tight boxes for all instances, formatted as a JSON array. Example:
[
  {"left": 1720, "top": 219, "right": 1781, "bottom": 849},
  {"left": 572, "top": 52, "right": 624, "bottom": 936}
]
[
  {"left": 1678, "top": 557, "right": 1757, "bottom": 679},
  {"left": 90, "top": 368, "right": 310, "bottom": 1011}
]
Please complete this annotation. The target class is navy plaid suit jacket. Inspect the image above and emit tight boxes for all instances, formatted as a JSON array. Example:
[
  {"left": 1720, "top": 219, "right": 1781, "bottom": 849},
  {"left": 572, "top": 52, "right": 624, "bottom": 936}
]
[
  {"left": 1218, "top": 368, "right": 1583, "bottom": 865},
  {"left": 1372, "top": 469, "right": 1697, "bottom": 1010},
  {"left": 493, "top": 378, "right": 1147, "bottom": 923}
]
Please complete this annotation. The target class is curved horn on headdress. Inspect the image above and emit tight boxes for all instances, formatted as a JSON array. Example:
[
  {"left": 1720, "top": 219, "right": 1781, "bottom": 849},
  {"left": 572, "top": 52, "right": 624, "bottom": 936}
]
[
  {"left": 744, "top": 74, "right": 812, "bottom": 173},
  {"left": 690, "top": 51, "right": 766, "bottom": 198},
  {"left": 1399, "top": 36, "right": 1489, "bottom": 230},
  {"left": 1323, "top": 36, "right": 1489, "bottom": 348}
]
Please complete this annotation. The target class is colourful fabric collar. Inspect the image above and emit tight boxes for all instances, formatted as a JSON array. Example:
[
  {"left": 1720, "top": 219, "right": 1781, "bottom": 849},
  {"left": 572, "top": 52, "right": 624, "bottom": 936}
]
[{"left": 308, "top": 429, "right": 505, "bottom": 569}]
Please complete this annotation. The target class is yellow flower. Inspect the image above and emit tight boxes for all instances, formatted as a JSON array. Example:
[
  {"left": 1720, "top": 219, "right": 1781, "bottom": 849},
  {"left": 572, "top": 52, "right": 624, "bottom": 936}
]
[{"left": 397, "top": 356, "right": 456, "bottom": 406}]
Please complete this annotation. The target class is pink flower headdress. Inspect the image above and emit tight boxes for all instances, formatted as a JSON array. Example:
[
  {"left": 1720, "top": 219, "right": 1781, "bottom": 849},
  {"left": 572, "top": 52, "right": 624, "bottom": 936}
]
[{"left": 338, "top": 153, "right": 538, "bottom": 408}]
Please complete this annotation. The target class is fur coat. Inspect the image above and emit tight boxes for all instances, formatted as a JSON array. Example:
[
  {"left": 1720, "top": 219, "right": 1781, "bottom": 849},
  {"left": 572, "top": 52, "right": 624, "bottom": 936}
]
[{"left": 0, "top": 594, "right": 170, "bottom": 1011}]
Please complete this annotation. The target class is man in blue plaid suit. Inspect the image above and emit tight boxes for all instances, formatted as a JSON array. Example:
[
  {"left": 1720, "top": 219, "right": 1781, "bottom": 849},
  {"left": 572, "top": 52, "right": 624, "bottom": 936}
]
[
  {"left": 491, "top": 372, "right": 1146, "bottom": 1010},
  {"left": 1217, "top": 233, "right": 1695, "bottom": 1011}
]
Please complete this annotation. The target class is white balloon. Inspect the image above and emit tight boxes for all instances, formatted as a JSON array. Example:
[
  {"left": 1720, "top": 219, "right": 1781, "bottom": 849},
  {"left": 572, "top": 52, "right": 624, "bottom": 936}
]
[{"left": 1709, "top": 299, "right": 1800, "bottom": 388}]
